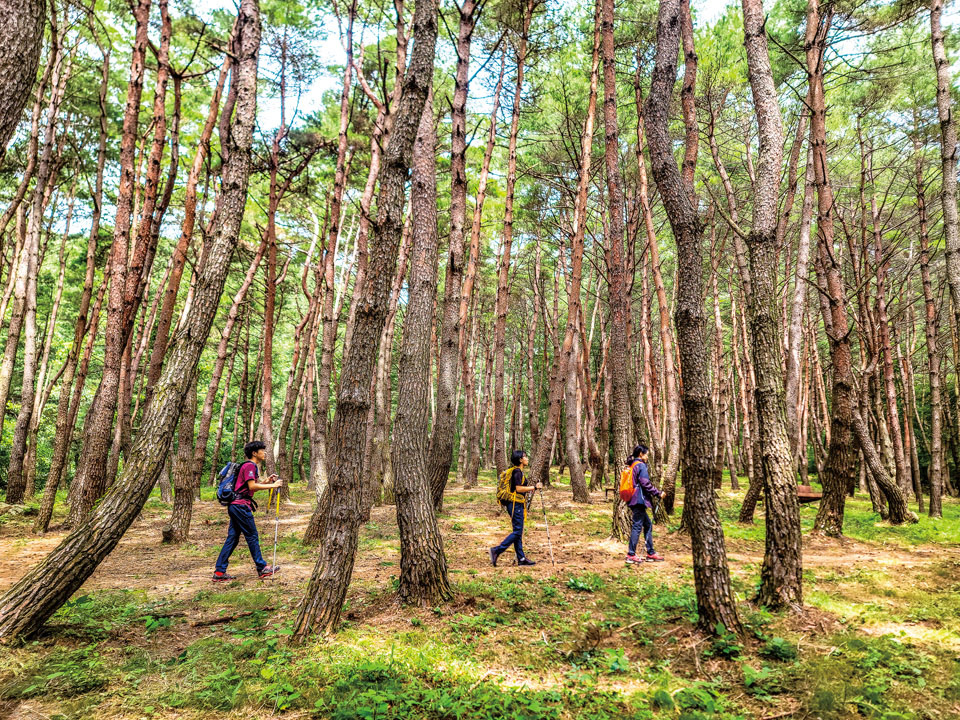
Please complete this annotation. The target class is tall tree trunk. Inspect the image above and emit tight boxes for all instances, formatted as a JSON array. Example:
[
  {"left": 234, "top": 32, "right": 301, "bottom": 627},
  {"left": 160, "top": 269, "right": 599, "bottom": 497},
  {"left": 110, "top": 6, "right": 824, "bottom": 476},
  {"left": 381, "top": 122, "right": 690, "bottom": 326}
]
[
  {"left": 646, "top": 0, "right": 742, "bottom": 635},
  {"left": 866, "top": 146, "right": 910, "bottom": 497},
  {"left": 0, "top": 0, "right": 260, "bottom": 640},
  {"left": 602, "top": 0, "right": 634, "bottom": 540},
  {"left": 740, "top": 0, "right": 803, "bottom": 610},
  {"left": 808, "top": 0, "right": 914, "bottom": 532},
  {"left": 312, "top": 3, "right": 358, "bottom": 495},
  {"left": 393, "top": 92, "right": 451, "bottom": 605},
  {"left": 0, "top": 0, "right": 45, "bottom": 159},
  {"left": 931, "top": 0, "right": 960, "bottom": 338},
  {"left": 635, "top": 85, "right": 680, "bottom": 511},
  {"left": 291, "top": 0, "right": 437, "bottom": 640},
  {"left": 530, "top": 0, "right": 598, "bottom": 500},
  {"left": 4, "top": 17, "right": 68, "bottom": 503},
  {"left": 916, "top": 140, "right": 944, "bottom": 518},
  {"left": 492, "top": 0, "right": 535, "bottom": 476},
  {"left": 67, "top": 0, "right": 155, "bottom": 527},
  {"left": 163, "top": 377, "right": 197, "bottom": 543},
  {"left": 425, "top": 0, "right": 481, "bottom": 510}
]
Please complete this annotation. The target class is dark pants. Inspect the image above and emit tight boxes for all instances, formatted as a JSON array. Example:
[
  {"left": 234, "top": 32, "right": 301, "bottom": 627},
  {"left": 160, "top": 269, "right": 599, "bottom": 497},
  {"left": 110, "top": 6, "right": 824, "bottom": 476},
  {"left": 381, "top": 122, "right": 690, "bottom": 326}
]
[
  {"left": 628, "top": 503, "right": 654, "bottom": 556},
  {"left": 215, "top": 503, "right": 266, "bottom": 573},
  {"left": 494, "top": 499, "right": 526, "bottom": 560}
]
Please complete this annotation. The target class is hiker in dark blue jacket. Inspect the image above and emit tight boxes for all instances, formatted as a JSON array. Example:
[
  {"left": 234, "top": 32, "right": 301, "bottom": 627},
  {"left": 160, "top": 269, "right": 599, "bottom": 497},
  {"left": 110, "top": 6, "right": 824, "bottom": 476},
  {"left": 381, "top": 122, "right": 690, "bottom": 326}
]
[{"left": 625, "top": 444, "right": 665, "bottom": 564}]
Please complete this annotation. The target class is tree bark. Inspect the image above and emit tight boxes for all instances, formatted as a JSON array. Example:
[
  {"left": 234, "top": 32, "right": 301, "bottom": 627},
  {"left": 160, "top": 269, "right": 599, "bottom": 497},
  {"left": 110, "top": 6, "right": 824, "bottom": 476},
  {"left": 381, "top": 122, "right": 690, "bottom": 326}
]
[
  {"left": 393, "top": 91, "right": 452, "bottom": 605},
  {"left": 312, "top": 3, "right": 358, "bottom": 495},
  {"left": 529, "top": 0, "right": 598, "bottom": 500},
  {"left": 646, "top": 0, "right": 742, "bottom": 635},
  {"left": 602, "top": 0, "right": 634, "bottom": 540},
  {"left": 425, "top": 0, "right": 481, "bottom": 511},
  {"left": 492, "top": 0, "right": 535, "bottom": 477},
  {"left": 0, "top": 0, "right": 44, "bottom": 158},
  {"left": 740, "top": 0, "right": 803, "bottom": 610},
  {"left": 916, "top": 140, "right": 944, "bottom": 517},
  {"left": 291, "top": 0, "right": 437, "bottom": 640},
  {"left": 0, "top": 0, "right": 260, "bottom": 640},
  {"left": 4, "top": 18, "right": 68, "bottom": 503},
  {"left": 931, "top": 0, "right": 960, "bottom": 338},
  {"left": 67, "top": 0, "right": 154, "bottom": 527},
  {"left": 163, "top": 377, "right": 197, "bottom": 543}
]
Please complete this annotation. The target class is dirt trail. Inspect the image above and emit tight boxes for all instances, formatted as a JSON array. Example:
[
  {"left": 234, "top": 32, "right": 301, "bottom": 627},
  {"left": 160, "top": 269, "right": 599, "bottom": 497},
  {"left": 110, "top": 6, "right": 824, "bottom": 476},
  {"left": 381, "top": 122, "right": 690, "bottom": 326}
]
[{"left": 0, "top": 487, "right": 955, "bottom": 612}]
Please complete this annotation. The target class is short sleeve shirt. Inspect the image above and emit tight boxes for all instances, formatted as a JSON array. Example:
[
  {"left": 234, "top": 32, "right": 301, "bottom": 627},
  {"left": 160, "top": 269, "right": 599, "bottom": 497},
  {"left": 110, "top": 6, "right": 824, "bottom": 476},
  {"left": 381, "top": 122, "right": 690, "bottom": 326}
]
[{"left": 232, "top": 461, "right": 259, "bottom": 507}]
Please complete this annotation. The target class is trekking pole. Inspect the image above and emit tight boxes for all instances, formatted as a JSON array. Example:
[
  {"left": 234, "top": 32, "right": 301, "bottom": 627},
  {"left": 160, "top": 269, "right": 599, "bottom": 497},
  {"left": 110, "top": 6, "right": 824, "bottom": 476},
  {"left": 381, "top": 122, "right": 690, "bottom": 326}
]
[
  {"left": 270, "top": 486, "right": 280, "bottom": 571},
  {"left": 536, "top": 488, "right": 556, "bottom": 567}
]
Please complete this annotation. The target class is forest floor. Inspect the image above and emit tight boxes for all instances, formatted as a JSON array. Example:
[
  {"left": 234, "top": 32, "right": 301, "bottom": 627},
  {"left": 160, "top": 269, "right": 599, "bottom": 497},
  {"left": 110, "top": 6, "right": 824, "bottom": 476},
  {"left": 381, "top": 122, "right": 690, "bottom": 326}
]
[{"left": 0, "top": 471, "right": 959, "bottom": 720}]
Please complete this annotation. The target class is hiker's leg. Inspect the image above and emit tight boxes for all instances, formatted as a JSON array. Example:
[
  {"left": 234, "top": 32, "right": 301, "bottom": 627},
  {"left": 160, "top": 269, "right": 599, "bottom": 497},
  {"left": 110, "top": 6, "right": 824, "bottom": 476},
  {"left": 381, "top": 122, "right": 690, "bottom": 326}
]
[
  {"left": 628, "top": 505, "right": 643, "bottom": 556},
  {"left": 215, "top": 509, "right": 241, "bottom": 573},
  {"left": 235, "top": 505, "right": 267, "bottom": 572},
  {"left": 511, "top": 501, "right": 526, "bottom": 560},
  {"left": 641, "top": 506, "right": 654, "bottom": 555},
  {"left": 494, "top": 501, "right": 521, "bottom": 556}
]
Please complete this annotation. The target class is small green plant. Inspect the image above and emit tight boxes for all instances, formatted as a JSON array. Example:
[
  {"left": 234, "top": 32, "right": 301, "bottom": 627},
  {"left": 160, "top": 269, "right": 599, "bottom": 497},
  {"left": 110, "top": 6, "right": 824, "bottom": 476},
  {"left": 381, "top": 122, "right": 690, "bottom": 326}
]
[
  {"left": 566, "top": 573, "right": 605, "bottom": 593},
  {"left": 759, "top": 636, "right": 797, "bottom": 661},
  {"left": 742, "top": 663, "right": 782, "bottom": 700},
  {"left": 144, "top": 615, "right": 172, "bottom": 634},
  {"left": 704, "top": 623, "right": 742, "bottom": 659}
]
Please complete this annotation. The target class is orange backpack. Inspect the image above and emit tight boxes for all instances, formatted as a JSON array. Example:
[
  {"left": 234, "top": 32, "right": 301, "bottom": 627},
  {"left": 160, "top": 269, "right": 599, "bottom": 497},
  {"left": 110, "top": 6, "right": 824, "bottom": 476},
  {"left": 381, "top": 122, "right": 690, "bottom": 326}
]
[{"left": 619, "top": 461, "right": 638, "bottom": 502}]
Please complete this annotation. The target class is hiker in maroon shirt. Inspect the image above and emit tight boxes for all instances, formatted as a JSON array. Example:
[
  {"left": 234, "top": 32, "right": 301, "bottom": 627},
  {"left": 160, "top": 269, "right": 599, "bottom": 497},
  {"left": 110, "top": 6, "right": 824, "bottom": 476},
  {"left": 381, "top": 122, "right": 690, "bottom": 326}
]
[{"left": 213, "top": 440, "right": 283, "bottom": 581}]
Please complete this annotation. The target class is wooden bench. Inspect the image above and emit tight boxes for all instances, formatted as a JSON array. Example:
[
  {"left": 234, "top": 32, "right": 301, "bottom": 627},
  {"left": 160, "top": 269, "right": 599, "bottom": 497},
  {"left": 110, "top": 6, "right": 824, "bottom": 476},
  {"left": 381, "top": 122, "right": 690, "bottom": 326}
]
[
  {"left": 797, "top": 484, "right": 823, "bottom": 505},
  {"left": 757, "top": 484, "right": 823, "bottom": 505}
]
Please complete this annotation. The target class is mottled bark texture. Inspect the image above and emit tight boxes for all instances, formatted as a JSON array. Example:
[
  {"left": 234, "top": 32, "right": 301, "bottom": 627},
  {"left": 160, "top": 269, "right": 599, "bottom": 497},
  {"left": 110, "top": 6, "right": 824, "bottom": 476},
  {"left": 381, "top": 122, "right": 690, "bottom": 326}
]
[
  {"left": 394, "top": 93, "right": 452, "bottom": 605},
  {"left": 426, "top": 0, "right": 480, "bottom": 511},
  {"left": 740, "top": 0, "right": 803, "bottom": 610},
  {"left": 601, "top": 0, "right": 633, "bottom": 540},
  {"left": 931, "top": 0, "right": 960, "bottom": 337},
  {"left": 646, "top": 0, "right": 742, "bottom": 635},
  {"left": 0, "top": 0, "right": 44, "bottom": 158},
  {"left": 0, "top": 0, "right": 260, "bottom": 641},
  {"left": 290, "top": 0, "right": 437, "bottom": 641}
]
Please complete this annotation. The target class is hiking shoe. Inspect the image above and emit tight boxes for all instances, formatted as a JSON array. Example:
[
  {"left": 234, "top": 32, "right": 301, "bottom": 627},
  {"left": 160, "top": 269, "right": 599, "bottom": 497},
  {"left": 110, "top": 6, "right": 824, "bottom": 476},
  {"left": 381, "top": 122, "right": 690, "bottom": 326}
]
[
  {"left": 625, "top": 554, "right": 644, "bottom": 565},
  {"left": 212, "top": 571, "right": 236, "bottom": 582},
  {"left": 646, "top": 552, "right": 665, "bottom": 562},
  {"left": 489, "top": 547, "right": 501, "bottom": 567},
  {"left": 258, "top": 565, "right": 280, "bottom": 578},
  {"left": 517, "top": 558, "right": 536, "bottom": 566}
]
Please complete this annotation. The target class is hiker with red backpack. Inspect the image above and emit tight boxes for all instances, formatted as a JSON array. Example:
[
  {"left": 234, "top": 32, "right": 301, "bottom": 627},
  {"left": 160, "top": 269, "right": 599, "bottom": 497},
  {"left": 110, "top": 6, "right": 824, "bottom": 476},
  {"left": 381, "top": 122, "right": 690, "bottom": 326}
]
[
  {"left": 622, "top": 444, "right": 665, "bottom": 565},
  {"left": 212, "top": 440, "right": 283, "bottom": 581},
  {"left": 489, "top": 449, "right": 542, "bottom": 567}
]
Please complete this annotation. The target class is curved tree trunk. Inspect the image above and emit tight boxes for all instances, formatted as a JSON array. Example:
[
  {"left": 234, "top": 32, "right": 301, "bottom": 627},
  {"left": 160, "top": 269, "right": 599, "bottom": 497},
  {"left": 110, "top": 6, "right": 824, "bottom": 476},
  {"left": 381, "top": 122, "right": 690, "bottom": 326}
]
[
  {"left": 740, "top": 0, "right": 803, "bottom": 610},
  {"left": 393, "top": 92, "right": 451, "bottom": 606},
  {"left": 0, "top": 0, "right": 260, "bottom": 640},
  {"left": 291, "top": 0, "right": 437, "bottom": 640},
  {"left": 646, "top": 0, "right": 742, "bottom": 636}
]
